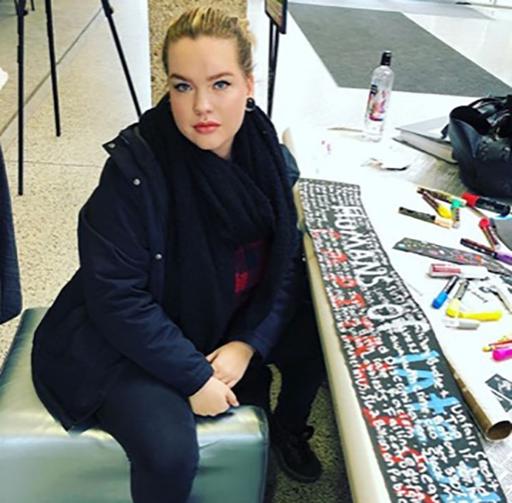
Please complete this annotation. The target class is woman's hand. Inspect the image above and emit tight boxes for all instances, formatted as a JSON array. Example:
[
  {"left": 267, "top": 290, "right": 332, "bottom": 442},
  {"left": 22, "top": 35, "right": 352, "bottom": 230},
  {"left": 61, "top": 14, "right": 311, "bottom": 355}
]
[
  {"left": 206, "top": 341, "right": 255, "bottom": 388},
  {"left": 189, "top": 376, "right": 239, "bottom": 417}
]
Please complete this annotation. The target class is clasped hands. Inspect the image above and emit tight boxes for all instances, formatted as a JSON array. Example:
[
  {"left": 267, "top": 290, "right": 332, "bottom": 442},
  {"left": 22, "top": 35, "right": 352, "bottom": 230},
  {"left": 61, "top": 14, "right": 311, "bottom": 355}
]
[{"left": 188, "top": 341, "right": 255, "bottom": 417}]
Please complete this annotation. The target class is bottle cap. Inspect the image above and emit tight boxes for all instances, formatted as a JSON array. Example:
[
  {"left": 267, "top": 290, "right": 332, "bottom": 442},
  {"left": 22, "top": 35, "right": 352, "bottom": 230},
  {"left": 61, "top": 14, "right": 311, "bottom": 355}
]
[{"left": 380, "top": 51, "right": 392, "bottom": 66}]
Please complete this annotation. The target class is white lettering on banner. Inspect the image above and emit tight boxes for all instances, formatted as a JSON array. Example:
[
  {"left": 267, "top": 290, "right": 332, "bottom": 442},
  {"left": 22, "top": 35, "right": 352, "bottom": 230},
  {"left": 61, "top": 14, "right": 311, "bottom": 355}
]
[{"left": 299, "top": 178, "right": 504, "bottom": 502}]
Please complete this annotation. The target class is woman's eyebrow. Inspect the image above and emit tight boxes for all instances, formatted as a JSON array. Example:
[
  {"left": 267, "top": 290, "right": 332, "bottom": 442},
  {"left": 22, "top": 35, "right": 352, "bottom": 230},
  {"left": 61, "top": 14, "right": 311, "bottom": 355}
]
[{"left": 169, "top": 72, "right": 234, "bottom": 82}]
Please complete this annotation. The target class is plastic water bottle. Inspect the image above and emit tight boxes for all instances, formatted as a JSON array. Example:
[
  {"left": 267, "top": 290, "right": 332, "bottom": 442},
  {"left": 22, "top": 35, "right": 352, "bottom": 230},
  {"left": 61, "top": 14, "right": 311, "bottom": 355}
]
[{"left": 363, "top": 51, "right": 394, "bottom": 141}]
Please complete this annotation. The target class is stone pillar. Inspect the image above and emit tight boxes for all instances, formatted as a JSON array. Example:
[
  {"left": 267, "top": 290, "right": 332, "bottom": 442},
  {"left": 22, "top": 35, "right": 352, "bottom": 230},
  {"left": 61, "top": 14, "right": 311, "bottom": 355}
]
[{"left": 148, "top": 0, "right": 247, "bottom": 104}]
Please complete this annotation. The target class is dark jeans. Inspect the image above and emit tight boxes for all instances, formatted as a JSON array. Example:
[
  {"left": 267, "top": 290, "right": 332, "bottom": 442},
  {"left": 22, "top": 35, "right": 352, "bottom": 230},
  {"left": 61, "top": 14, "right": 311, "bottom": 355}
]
[{"left": 95, "top": 298, "right": 325, "bottom": 503}]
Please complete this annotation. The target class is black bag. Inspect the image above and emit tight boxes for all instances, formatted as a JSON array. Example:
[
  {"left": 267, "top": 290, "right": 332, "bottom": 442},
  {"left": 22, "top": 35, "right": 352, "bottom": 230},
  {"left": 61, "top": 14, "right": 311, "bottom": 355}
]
[{"left": 447, "top": 95, "right": 512, "bottom": 197}]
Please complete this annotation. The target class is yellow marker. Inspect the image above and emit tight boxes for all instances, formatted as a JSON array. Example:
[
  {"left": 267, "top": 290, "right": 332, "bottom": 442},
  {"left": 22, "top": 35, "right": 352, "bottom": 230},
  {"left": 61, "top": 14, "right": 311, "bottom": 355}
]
[
  {"left": 422, "top": 192, "right": 453, "bottom": 219},
  {"left": 445, "top": 299, "right": 461, "bottom": 318},
  {"left": 458, "top": 310, "right": 502, "bottom": 321},
  {"left": 445, "top": 300, "right": 502, "bottom": 321},
  {"left": 437, "top": 204, "right": 452, "bottom": 219}
]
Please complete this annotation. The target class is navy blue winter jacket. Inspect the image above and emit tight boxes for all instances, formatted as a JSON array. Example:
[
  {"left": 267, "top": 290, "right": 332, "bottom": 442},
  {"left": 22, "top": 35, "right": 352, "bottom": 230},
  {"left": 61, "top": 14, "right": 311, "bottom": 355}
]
[{"left": 31, "top": 125, "right": 302, "bottom": 429}]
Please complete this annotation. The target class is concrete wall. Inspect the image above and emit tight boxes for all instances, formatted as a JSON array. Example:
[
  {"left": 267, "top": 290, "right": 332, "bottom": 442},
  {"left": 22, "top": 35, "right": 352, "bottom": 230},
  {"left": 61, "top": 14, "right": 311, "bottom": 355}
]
[{"left": 148, "top": 0, "right": 247, "bottom": 104}]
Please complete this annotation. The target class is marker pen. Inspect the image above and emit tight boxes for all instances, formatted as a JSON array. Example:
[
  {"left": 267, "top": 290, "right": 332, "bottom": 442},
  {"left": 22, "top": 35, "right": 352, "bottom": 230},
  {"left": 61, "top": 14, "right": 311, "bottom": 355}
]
[
  {"left": 399, "top": 207, "right": 452, "bottom": 229},
  {"left": 483, "top": 339, "right": 512, "bottom": 352},
  {"left": 479, "top": 218, "right": 499, "bottom": 249},
  {"left": 450, "top": 200, "right": 462, "bottom": 228},
  {"left": 492, "top": 346, "right": 512, "bottom": 362},
  {"left": 460, "top": 238, "right": 494, "bottom": 255},
  {"left": 428, "top": 263, "right": 488, "bottom": 279},
  {"left": 432, "top": 276, "right": 459, "bottom": 309},
  {"left": 445, "top": 299, "right": 502, "bottom": 320},
  {"left": 462, "top": 192, "right": 510, "bottom": 216},
  {"left": 417, "top": 187, "right": 466, "bottom": 206},
  {"left": 458, "top": 309, "right": 502, "bottom": 321},
  {"left": 443, "top": 278, "right": 468, "bottom": 313},
  {"left": 421, "top": 192, "right": 452, "bottom": 219},
  {"left": 460, "top": 238, "right": 512, "bottom": 266}
]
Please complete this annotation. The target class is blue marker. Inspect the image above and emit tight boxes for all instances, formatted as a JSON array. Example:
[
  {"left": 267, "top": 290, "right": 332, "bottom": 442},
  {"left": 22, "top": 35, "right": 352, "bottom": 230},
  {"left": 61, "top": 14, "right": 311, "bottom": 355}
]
[{"left": 432, "top": 275, "right": 459, "bottom": 309}]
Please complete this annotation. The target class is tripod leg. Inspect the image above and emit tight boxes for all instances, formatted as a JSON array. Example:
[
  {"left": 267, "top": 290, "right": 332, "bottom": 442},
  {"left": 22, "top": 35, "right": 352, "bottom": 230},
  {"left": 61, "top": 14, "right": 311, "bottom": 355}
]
[
  {"left": 17, "top": 0, "right": 27, "bottom": 195},
  {"left": 30, "top": 0, "right": 35, "bottom": 11},
  {"left": 101, "top": 0, "right": 142, "bottom": 118},
  {"left": 45, "top": 0, "right": 61, "bottom": 136},
  {"left": 267, "top": 21, "right": 280, "bottom": 119}
]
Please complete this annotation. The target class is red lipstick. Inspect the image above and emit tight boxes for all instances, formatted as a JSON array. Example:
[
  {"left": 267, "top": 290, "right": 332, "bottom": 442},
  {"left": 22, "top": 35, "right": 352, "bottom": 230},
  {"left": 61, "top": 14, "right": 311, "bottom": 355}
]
[{"left": 193, "top": 121, "right": 220, "bottom": 134}]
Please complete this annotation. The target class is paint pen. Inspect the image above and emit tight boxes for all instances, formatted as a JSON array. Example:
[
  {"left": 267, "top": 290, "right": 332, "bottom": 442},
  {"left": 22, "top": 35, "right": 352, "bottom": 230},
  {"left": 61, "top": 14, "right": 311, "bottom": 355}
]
[
  {"left": 443, "top": 318, "right": 480, "bottom": 330},
  {"left": 445, "top": 301, "right": 502, "bottom": 320},
  {"left": 492, "top": 346, "right": 512, "bottom": 362},
  {"left": 450, "top": 200, "right": 462, "bottom": 228},
  {"left": 443, "top": 279, "right": 468, "bottom": 314},
  {"left": 417, "top": 187, "right": 466, "bottom": 206},
  {"left": 458, "top": 310, "right": 502, "bottom": 321},
  {"left": 460, "top": 238, "right": 512, "bottom": 266},
  {"left": 399, "top": 207, "right": 452, "bottom": 229},
  {"left": 421, "top": 191, "right": 452, "bottom": 219},
  {"left": 479, "top": 218, "right": 500, "bottom": 249},
  {"left": 428, "top": 263, "right": 488, "bottom": 279},
  {"left": 462, "top": 192, "right": 510, "bottom": 216},
  {"left": 432, "top": 276, "right": 459, "bottom": 309},
  {"left": 483, "top": 339, "right": 512, "bottom": 352}
]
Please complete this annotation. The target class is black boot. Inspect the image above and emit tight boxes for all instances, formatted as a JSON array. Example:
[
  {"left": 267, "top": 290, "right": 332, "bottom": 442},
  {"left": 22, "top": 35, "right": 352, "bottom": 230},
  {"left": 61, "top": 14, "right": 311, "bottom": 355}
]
[{"left": 269, "top": 415, "right": 323, "bottom": 483}]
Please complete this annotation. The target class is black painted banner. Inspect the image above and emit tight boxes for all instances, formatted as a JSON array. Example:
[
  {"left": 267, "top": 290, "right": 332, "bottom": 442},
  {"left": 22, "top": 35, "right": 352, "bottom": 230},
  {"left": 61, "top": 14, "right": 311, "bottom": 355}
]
[{"left": 299, "top": 179, "right": 505, "bottom": 502}]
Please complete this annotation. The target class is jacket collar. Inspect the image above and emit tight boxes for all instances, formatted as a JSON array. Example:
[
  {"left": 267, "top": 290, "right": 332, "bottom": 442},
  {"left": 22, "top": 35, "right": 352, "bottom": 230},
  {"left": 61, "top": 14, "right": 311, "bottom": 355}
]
[{"left": 102, "top": 125, "right": 168, "bottom": 219}]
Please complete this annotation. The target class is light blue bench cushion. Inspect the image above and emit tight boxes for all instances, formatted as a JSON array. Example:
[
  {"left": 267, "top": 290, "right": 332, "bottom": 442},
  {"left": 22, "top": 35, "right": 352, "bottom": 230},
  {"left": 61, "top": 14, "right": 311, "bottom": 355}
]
[{"left": 0, "top": 308, "right": 268, "bottom": 503}]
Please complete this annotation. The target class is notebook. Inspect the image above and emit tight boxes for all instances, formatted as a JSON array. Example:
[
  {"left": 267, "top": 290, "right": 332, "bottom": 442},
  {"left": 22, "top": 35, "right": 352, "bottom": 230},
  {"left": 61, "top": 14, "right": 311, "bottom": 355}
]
[{"left": 394, "top": 116, "right": 456, "bottom": 164}]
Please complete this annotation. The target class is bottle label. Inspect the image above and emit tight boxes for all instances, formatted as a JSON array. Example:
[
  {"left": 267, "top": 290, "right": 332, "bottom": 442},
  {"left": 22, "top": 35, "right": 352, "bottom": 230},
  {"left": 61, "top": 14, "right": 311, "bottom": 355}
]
[{"left": 366, "top": 84, "right": 389, "bottom": 122}]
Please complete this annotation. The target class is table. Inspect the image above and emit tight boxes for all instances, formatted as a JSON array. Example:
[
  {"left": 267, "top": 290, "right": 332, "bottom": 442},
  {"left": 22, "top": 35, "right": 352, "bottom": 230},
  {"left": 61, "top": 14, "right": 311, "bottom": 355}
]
[{"left": 284, "top": 88, "right": 512, "bottom": 502}]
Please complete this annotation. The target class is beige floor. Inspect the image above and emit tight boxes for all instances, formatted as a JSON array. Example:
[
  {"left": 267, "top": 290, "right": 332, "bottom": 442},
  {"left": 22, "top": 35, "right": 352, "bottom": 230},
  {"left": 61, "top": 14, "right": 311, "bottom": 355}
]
[{"left": 0, "top": 0, "right": 150, "bottom": 355}]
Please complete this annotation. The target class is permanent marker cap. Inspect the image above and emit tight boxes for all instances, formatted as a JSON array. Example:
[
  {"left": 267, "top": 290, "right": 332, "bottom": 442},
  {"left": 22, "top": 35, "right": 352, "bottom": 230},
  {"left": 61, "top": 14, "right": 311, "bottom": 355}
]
[
  {"left": 493, "top": 346, "right": 512, "bottom": 362},
  {"left": 443, "top": 318, "right": 480, "bottom": 330},
  {"left": 462, "top": 192, "right": 478, "bottom": 207},
  {"left": 432, "top": 292, "right": 449, "bottom": 309}
]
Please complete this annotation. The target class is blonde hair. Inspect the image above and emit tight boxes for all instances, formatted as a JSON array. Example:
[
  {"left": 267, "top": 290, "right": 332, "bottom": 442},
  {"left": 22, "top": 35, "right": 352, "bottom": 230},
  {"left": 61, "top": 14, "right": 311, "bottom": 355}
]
[{"left": 162, "top": 7, "right": 254, "bottom": 78}]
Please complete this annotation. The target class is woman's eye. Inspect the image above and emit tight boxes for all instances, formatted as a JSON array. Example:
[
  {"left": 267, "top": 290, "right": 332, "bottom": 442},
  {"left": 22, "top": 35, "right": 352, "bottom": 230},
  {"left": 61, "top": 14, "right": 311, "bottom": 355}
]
[
  {"left": 213, "top": 80, "right": 231, "bottom": 90},
  {"left": 173, "top": 82, "right": 191, "bottom": 92}
]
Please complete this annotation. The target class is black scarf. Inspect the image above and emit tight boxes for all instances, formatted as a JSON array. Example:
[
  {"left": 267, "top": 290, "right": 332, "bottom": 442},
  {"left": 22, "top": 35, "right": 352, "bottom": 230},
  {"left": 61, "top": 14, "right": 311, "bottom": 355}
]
[{"left": 139, "top": 95, "right": 297, "bottom": 354}]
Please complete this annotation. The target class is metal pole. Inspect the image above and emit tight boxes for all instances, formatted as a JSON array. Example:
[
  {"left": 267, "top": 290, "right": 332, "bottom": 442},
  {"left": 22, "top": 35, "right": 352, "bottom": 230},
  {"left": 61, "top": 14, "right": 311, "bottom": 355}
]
[
  {"left": 44, "top": 0, "right": 61, "bottom": 137},
  {"left": 101, "top": 0, "right": 141, "bottom": 118}
]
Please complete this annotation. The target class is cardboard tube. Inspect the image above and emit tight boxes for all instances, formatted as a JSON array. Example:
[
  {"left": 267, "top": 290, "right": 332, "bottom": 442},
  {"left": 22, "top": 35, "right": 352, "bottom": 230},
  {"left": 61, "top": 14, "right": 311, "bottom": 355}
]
[{"left": 448, "top": 362, "right": 512, "bottom": 441}]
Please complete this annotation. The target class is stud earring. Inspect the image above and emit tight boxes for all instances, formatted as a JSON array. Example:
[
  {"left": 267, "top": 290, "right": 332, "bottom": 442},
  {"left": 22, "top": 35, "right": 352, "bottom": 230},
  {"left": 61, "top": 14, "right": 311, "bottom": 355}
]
[{"left": 245, "top": 97, "right": 256, "bottom": 112}]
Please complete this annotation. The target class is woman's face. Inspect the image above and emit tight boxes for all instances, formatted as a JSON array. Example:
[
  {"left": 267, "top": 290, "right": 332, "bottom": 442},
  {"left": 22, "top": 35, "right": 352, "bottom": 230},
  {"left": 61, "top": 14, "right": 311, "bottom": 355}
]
[{"left": 167, "top": 36, "right": 254, "bottom": 160}]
